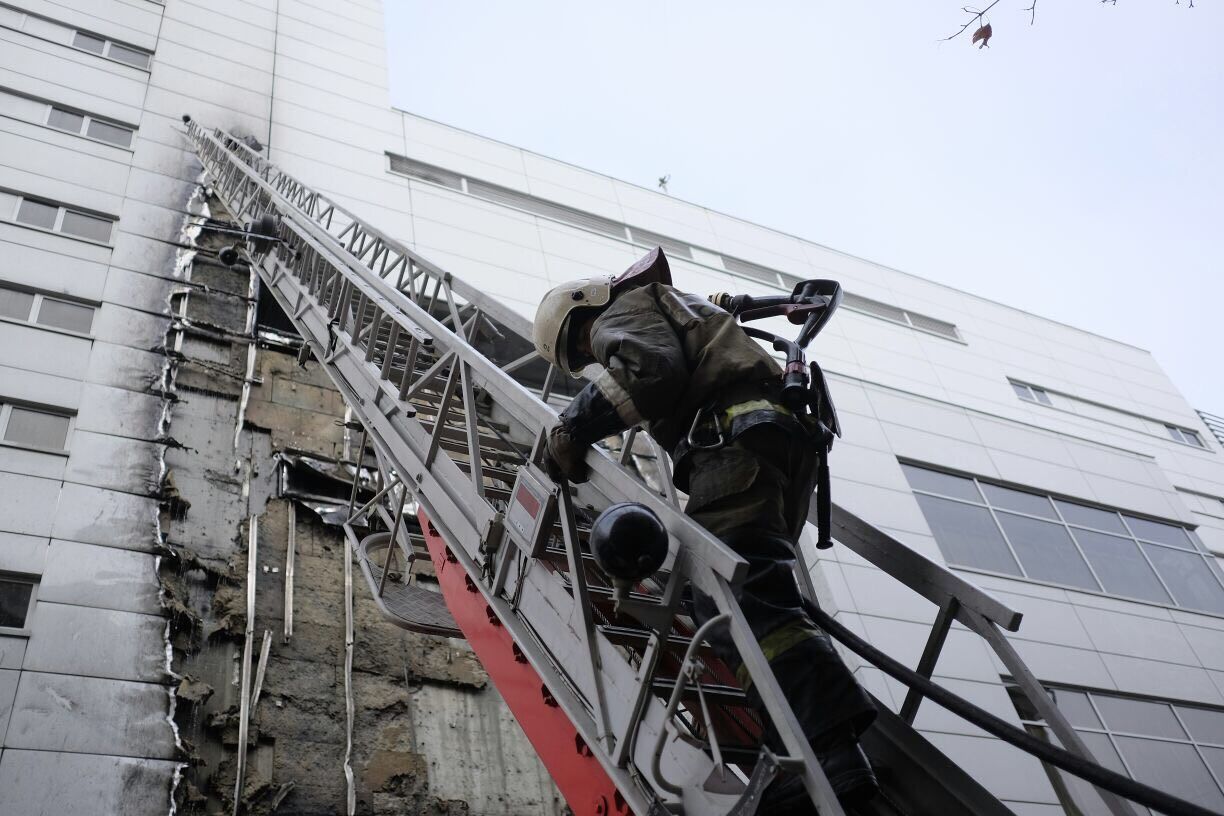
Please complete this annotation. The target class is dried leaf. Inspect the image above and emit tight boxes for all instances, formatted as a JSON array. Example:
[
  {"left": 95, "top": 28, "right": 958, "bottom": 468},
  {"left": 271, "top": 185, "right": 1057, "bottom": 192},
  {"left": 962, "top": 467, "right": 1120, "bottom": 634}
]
[{"left": 972, "top": 23, "right": 993, "bottom": 48}]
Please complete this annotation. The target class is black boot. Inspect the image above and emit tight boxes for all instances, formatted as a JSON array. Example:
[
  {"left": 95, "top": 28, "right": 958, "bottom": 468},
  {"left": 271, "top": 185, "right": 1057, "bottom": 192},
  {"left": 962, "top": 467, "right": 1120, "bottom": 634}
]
[{"left": 818, "top": 741, "right": 878, "bottom": 806}]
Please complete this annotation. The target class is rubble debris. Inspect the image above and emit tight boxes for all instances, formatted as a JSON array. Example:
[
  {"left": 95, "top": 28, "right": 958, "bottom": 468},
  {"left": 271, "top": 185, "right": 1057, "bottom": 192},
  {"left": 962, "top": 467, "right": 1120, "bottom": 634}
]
[{"left": 177, "top": 676, "right": 215, "bottom": 706}]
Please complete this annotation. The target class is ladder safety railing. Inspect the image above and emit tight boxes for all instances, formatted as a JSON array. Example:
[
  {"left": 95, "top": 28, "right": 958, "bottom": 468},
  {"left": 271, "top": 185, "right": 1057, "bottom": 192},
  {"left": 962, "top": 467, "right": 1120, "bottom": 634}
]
[
  {"left": 187, "top": 118, "right": 846, "bottom": 816},
  {"left": 186, "top": 118, "right": 1211, "bottom": 816}
]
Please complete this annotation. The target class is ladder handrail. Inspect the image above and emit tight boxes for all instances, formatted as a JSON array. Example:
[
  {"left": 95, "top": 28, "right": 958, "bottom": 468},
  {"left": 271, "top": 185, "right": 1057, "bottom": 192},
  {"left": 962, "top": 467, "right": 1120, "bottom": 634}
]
[
  {"left": 189, "top": 121, "right": 1150, "bottom": 816},
  {"left": 218, "top": 124, "right": 1027, "bottom": 635},
  {"left": 187, "top": 120, "right": 850, "bottom": 815}
]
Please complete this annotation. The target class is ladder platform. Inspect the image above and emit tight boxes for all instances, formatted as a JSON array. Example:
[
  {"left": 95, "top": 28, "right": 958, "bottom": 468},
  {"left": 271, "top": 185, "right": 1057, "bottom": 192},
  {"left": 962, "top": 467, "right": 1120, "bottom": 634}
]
[{"left": 355, "top": 531, "right": 460, "bottom": 637}]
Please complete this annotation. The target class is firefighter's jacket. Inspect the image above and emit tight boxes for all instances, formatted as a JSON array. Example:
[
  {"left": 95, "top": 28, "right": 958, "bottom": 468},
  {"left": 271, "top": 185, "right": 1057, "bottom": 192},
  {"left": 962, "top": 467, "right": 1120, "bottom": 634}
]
[{"left": 558, "top": 282, "right": 785, "bottom": 481}]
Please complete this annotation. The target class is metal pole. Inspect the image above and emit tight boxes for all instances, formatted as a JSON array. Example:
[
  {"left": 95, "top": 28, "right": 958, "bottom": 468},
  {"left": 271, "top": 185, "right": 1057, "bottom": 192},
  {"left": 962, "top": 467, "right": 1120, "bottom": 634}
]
[{"left": 284, "top": 502, "right": 296, "bottom": 642}]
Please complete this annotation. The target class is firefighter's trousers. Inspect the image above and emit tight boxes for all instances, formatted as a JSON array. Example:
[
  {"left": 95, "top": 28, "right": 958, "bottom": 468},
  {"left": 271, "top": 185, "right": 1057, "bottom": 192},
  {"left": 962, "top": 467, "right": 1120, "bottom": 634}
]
[{"left": 685, "top": 423, "right": 876, "bottom": 751}]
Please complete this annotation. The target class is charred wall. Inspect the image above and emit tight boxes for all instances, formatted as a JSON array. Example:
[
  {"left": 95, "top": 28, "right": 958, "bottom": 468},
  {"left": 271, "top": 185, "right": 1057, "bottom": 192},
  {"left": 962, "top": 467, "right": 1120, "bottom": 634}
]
[{"left": 160, "top": 196, "right": 564, "bottom": 815}]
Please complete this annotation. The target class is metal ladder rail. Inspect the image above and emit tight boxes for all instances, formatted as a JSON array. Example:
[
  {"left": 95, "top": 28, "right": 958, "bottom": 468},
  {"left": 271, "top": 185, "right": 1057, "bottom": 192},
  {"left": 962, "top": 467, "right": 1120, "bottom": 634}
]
[
  {"left": 188, "top": 121, "right": 851, "bottom": 815},
  {"left": 198, "top": 121, "right": 1156, "bottom": 816},
  {"left": 819, "top": 503, "right": 1140, "bottom": 816}
]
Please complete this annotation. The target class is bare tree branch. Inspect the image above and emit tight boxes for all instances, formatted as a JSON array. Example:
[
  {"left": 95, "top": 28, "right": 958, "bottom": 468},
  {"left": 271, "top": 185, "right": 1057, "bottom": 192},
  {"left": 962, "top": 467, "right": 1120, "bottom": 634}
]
[
  {"left": 942, "top": 0, "right": 1004, "bottom": 41},
  {"left": 1024, "top": 0, "right": 1037, "bottom": 25}
]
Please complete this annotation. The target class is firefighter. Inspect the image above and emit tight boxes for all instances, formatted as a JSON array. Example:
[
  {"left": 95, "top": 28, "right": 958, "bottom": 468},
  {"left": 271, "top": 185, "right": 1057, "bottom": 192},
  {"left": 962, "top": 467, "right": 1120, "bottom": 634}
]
[{"left": 531, "top": 248, "right": 878, "bottom": 811}]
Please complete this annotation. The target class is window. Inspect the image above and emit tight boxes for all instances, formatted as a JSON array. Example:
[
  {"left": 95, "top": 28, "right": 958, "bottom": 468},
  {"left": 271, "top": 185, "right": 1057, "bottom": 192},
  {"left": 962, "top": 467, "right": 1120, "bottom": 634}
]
[
  {"left": 46, "top": 107, "right": 85, "bottom": 133},
  {"left": 8, "top": 195, "right": 114, "bottom": 243},
  {"left": 60, "top": 210, "right": 113, "bottom": 241},
  {"left": 46, "top": 106, "right": 134, "bottom": 148},
  {"left": 16, "top": 198, "right": 57, "bottom": 229},
  {"left": 0, "top": 284, "right": 95, "bottom": 333},
  {"left": 71, "top": 30, "right": 151, "bottom": 68},
  {"left": 1010, "top": 380, "right": 1054, "bottom": 406},
  {"left": 0, "top": 575, "right": 36, "bottom": 632},
  {"left": 384, "top": 153, "right": 966, "bottom": 341},
  {"left": 838, "top": 292, "right": 963, "bottom": 341},
  {"left": 1166, "top": 424, "right": 1207, "bottom": 449},
  {"left": 902, "top": 463, "right": 1224, "bottom": 614},
  {"left": 0, "top": 403, "right": 72, "bottom": 451},
  {"left": 1010, "top": 685, "right": 1224, "bottom": 815},
  {"left": 71, "top": 31, "right": 105, "bottom": 53},
  {"left": 106, "top": 43, "right": 149, "bottom": 68}
]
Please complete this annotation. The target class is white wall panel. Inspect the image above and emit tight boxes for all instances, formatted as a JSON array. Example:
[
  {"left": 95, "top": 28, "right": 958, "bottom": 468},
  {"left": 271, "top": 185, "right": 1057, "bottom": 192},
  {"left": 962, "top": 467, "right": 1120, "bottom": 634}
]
[
  {"left": 5, "top": 671, "right": 176, "bottom": 757},
  {"left": 22, "top": 602, "right": 167, "bottom": 682},
  {"left": 37, "top": 539, "right": 159, "bottom": 615}
]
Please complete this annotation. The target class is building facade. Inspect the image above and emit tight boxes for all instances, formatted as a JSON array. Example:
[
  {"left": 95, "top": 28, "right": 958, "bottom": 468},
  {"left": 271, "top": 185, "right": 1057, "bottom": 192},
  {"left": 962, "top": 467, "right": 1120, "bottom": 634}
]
[{"left": 1, "top": 0, "right": 1223, "bottom": 814}]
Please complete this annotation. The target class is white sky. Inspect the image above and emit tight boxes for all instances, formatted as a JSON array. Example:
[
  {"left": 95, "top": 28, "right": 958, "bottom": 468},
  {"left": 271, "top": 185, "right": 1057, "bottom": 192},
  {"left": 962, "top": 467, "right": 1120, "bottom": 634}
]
[{"left": 385, "top": 1, "right": 1223, "bottom": 415}]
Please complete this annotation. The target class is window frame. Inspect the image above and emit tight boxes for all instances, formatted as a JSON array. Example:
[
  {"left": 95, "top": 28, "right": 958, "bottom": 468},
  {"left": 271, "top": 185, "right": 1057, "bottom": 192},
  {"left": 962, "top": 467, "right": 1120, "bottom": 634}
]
[
  {"left": 902, "top": 462, "right": 1224, "bottom": 617},
  {"left": 1011, "top": 683, "right": 1224, "bottom": 815},
  {"left": 0, "top": 283, "right": 96, "bottom": 336},
  {"left": 0, "top": 572, "right": 39, "bottom": 637},
  {"left": 1166, "top": 424, "right": 1208, "bottom": 449},
  {"left": 0, "top": 401, "right": 75, "bottom": 455},
  {"left": 6, "top": 194, "right": 115, "bottom": 245},
  {"left": 45, "top": 105, "right": 135, "bottom": 149},
  {"left": 1009, "top": 379, "right": 1054, "bottom": 407},
  {"left": 70, "top": 29, "right": 152, "bottom": 69}
]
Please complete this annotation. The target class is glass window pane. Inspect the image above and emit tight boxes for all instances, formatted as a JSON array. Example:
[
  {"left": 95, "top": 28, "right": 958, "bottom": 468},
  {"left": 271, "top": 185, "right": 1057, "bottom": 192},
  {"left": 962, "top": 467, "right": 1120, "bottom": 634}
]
[
  {"left": 1113, "top": 737, "right": 1224, "bottom": 812},
  {"left": 981, "top": 483, "right": 1057, "bottom": 519},
  {"left": 0, "top": 579, "right": 33, "bottom": 628},
  {"left": 1093, "top": 696, "right": 1186, "bottom": 739},
  {"left": 1184, "top": 430, "right": 1206, "bottom": 448},
  {"left": 1166, "top": 425, "right": 1186, "bottom": 443},
  {"left": 5, "top": 407, "right": 70, "bottom": 450},
  {"left": 1124, "top": 516, "right": 1194, "bottom": 549},
  {"left": 1054, "top": 500, "right": 1128, "bottom": 534},
  {"left": 914, "top": 494, "right": 1021, "bottom": 575},
  {"left": 85, "top": 119, "right": 133, "bottom": 147},
  {"left": 37, "top": 298, "right": 94, "bottom": 333},
  {"left": 1052, "top": 689, "right": 1103, "bottom": 729},
  {"left": 47, "top": 107, "right": 85, "bottom": 133},
  {"left": 16, "top": 199, "right": 58, "bottom": 229},
  {"left": 72, "top": 31, "right": 106, "bottom": 53},
  {"left": 1012, "top": 382, "right": 1033, "bottom": 401},
  {"left": 60, "top": 211, "right": 112, "bottom": 242},
  {"left": 1077, "top": 730, "right": 1128, "bottom": 775},
  {"left": 1072, "top": 529, "right": 1172, "bottom": 605},
  {"left": 1033, "top": 388, "right": 1054, "bottom": 407},
  {"left": 107, "top": 44, "right": 150, "bottom": 68},
  {"left": 902, "top": 465, "right": 983, "bottom": 502},
  {"left": 0, "top": 288, "right": 35, "bottom": 320},
  {"left": 1143, "top": 544, "right": 1224, "bottom": 614},
  {"left": 1176, "top": 706, "right": 1224, "bottom": 746},
  {"left": 1202, "top": 746, "right": 1224, "bottom": 786},
  {"left": 1058, "top": 732, "right": 1134, "bottom": 816},
  {"left": 997, "top": 511, "right": 1099, "bottom": 590}
]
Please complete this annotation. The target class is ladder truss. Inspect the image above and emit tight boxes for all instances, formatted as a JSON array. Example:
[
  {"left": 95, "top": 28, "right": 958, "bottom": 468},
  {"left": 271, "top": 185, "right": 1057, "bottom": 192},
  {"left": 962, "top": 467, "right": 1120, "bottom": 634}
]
[{"left": 186, "top": 119, "right": 1159, "bottom": 816}]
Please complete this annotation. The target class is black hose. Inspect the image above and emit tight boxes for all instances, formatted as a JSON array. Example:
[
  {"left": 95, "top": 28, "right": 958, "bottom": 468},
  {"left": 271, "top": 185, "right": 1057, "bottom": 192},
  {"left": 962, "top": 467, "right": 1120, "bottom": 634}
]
[{"left": 808, "top": 606, "right": 1222, "bottom": 816}]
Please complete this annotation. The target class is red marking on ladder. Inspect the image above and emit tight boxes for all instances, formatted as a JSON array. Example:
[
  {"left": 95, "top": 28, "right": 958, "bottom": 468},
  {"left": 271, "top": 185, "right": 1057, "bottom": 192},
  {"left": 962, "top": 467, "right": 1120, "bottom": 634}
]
[{"left": 419, "top": 510, "right": 631, "bottom": 816}]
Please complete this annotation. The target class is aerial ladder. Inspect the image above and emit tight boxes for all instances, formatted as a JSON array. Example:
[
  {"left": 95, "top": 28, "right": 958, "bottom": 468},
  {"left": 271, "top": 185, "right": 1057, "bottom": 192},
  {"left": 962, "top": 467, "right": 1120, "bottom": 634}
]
[{"left": 184, "top": 118, "right": 1216, "bottom": 816}]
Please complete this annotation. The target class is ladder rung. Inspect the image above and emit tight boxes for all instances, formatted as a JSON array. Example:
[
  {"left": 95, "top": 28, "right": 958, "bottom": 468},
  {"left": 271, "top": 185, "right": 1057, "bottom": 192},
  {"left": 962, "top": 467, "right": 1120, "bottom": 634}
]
[{"left": 650, "top": 678, "right": 748, "bottom": 706}]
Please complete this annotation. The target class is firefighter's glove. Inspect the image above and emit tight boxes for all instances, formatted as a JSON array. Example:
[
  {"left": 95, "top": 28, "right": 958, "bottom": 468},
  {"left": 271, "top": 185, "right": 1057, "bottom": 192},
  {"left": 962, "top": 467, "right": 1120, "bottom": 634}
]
[{"left": 544, "top": 422, "right": 590, "bottom": 484}]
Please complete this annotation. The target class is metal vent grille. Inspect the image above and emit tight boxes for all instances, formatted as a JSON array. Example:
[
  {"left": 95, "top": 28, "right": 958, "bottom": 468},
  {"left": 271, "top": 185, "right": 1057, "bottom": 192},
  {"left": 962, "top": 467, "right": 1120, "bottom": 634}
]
[
  {"left": 906, "top": 311, "right": 961, "bottom": 340},
  {"left": 1199, "top": 411, "right": 1224, "bottom": 448},
  {"left": 628, "top": 228, "right": 692, "bottom": 259},
  {"left": 722, "top": 256, "right": 783, "bottom": 285},
  {"left": 387, "top": 154, "right": 462, "bottom": 190},
  {"left": 467, "top": 180, "right": 626, "bottom": 239},
  {"left": 842, "top": 292, "right": 908, "bottom": 324}
]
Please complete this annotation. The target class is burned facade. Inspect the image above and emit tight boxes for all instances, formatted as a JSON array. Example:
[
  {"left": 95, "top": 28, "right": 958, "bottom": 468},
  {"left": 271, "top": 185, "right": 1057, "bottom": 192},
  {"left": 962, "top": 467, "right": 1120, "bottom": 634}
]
[{"left": 3, "top": 1, "right": 1224, "bottom": 815}]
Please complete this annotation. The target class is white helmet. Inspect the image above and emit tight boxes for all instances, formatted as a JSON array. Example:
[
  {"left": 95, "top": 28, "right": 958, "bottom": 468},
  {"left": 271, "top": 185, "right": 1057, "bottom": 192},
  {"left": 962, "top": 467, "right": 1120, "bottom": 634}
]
[{"left": 532, "top": 248, "right": 672, "bottom": 376}]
